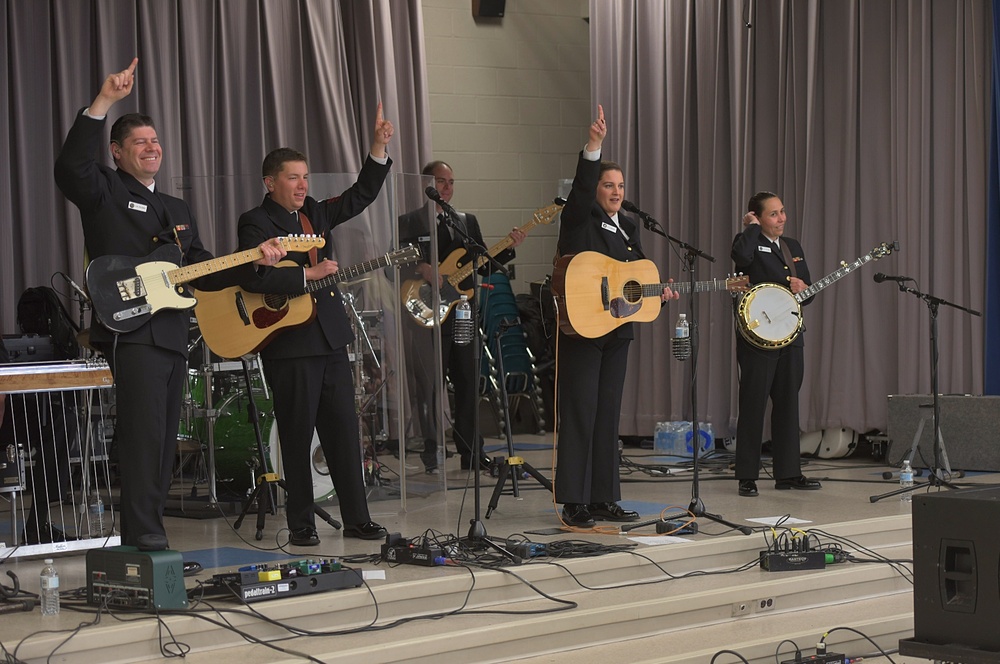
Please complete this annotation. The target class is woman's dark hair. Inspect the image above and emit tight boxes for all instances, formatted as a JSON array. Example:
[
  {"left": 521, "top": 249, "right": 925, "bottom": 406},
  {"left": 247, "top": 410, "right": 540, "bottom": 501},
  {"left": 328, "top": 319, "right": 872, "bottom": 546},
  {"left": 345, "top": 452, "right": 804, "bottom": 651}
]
[
  {"left": 599, "top": 160, "right": 623, "bottom": 177},
  {"left": 747, "top": 191, "right": 779, "bottom": 215}
]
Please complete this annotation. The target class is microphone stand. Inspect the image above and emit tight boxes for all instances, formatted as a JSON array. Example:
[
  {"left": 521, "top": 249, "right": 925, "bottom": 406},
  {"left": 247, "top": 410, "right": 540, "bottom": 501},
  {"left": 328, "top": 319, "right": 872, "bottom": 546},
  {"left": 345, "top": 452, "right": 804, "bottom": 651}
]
[
  {"left": 869, "top": 283, "right": 980, "bottom": 502},
  {"left": 438, "top": 207, "right": 518, "bottom": 563},
  {"left": 637, "top": 213, "right": 750, "bottom": 535}
]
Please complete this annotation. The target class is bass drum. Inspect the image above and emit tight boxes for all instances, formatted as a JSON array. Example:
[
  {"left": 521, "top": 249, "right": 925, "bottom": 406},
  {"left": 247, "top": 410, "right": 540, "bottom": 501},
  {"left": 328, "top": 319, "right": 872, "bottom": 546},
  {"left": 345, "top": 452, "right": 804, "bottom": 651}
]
[
  {"left": 268, "top": 425, "right": 334, "bottom": 504},
  {"left": 211, "top": 392, "right": 276, "bottom": 499}
]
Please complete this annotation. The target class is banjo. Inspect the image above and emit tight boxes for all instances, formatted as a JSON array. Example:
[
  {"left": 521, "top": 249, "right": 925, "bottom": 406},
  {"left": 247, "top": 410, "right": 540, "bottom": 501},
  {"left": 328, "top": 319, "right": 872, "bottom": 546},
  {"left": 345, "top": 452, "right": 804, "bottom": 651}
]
[{"left": 736, "top": 240, "right": 898, "bottom": 349}]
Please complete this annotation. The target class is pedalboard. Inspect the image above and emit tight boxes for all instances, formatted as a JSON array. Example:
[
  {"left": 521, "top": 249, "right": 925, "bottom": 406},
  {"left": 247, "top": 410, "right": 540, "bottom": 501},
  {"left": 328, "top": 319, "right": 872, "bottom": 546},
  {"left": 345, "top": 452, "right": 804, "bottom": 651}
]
[
  {"left": 759, "top": 550, "right": 827, "bottom": 572},
  {"left": 86, "top": 546, "right": 189, "bottom": 610},
  {"left": 381, "top": 532, "right": 446, "bottom": 566},
  {"left": 210, "top": 558, "right": 362, "bottom": 603}
]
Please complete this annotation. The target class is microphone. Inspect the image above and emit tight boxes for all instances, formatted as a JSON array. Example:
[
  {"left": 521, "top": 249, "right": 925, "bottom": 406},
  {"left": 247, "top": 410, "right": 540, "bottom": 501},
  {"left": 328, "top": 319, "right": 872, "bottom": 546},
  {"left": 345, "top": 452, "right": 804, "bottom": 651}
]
[
  {"left": 425, "top": 186, "right": 459, "bottom": 217},
  {"left": 873, "top": 272, "right": 912, "bottom": 284},
  {"left": 621, "top": 200, "right": 664, "bottom": 231},
  {"left": 63, "top": 274, "right": 91, "bottom": 302}
]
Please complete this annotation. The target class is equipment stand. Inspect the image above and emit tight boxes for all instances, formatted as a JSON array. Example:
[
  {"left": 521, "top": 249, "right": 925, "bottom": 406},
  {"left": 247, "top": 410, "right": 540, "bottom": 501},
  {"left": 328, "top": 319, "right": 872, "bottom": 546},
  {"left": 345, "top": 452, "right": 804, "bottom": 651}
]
[
  {"left": 869, "top": 284, "right": 980, "bottom": 503},
  {"left": 438, "top": 204, "right": 518, "bottom": 563},
  {"left": 674, "top": 247, "right": 752, "bottom": 534},
  {"left": 231, "top": 358, "right": 341, "bottom": 540},
  {"left": 485, "top": 323, "right": 553, "bottom": 518}
]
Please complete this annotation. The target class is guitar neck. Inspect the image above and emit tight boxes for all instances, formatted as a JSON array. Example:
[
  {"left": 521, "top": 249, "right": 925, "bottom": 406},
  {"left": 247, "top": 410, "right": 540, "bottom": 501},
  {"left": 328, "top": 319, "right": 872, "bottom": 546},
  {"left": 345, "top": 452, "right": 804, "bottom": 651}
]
[
  {"left": 168, "top": 246, "right": 266, "bottom": 285},
  {"left": 794, "top": 253, "right": 874, "bottom": 302},
  {"left": 640, "top": 279, "right": 733, "bottom": 297},
  {"left": 308, "top": 253, "right": 394, "bottom": 292},
  {"left": 446, "top": 217, "right": 541, "bottom": 288}
]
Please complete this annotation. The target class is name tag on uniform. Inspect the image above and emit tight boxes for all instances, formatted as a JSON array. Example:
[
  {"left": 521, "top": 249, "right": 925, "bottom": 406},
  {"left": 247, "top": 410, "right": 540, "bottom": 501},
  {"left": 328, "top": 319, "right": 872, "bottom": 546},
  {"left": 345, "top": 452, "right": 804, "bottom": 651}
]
[
  {"left": 418, "top": 235, "right": 431, "bottom": 242},
  {"left": 128, "top": 201, "right": 148, "bottom": 212},
  {"left": 757, "top": 245, "right": 772, "bottom": 253},
  {"left": 601, "top": 222, "right": 617, "bottom": 233}
]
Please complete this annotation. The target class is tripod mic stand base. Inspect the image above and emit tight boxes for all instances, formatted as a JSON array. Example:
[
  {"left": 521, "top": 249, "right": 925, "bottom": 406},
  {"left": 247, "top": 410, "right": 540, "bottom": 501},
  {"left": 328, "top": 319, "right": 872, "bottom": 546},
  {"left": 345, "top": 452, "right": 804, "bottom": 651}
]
[{"left": 687, "top": 497, "right": 753, "bottom": 536}]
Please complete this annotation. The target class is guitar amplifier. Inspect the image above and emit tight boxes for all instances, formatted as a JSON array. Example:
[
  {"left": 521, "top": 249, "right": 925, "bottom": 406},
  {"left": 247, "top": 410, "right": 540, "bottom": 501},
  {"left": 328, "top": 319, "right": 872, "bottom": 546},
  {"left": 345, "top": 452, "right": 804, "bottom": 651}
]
[
  {"left": 3, "top": 335, "right": 58, "bottom": 363},
  {"left": 886, "top": 394, "right": 1000, "bottom": 471}
]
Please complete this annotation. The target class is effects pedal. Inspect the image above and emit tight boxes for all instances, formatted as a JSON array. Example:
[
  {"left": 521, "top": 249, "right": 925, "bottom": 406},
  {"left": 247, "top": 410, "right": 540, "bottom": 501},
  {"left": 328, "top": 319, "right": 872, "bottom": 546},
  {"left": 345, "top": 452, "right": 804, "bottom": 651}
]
[{"left": 380, "top": 532, "right": 447, "bottom": 566}]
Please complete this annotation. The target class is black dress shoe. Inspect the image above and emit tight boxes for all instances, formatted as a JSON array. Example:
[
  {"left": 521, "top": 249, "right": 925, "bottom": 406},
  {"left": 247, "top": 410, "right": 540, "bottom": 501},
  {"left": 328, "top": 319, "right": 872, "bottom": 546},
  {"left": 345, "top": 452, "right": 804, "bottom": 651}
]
[
  {"left": 774, "top": 476, "right": 822, "bottom": 490},
  {"left": 460, "top": 454, "right": 493, "bottom": 471},
  {"left": 588, "top": 502, "right": 640, "bottom": 522},
  {"left": 137, "top": 533, "right": 169, "bottom": 551},
  {"left": 738, "top": 480, "right": 759, "bottom": 497},
  {"left": 183, "top": 561, "right": 203, "bottom": 577},
  {"left": 343, "top": 521, "right": 387, "bottom": 540},
  {"left": 289, "top": 527, "right": 320, "bottom": 546},
  {"left": 560, "top": 503, "right": 596, "bottom": 527}
]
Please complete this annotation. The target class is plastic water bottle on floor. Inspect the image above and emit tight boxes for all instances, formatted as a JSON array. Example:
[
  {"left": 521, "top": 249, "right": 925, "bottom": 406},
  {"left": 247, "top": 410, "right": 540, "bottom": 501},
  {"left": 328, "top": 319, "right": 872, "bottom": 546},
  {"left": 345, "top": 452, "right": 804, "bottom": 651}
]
[
  {"left": 899, "top": 459, "right": 914, "bottom": 503},
  {"left": 40, "top": 558, "right": 60, "bottom": 616},
  {"left": 90, "top": 492, "right": 105, "bottom": 536}
]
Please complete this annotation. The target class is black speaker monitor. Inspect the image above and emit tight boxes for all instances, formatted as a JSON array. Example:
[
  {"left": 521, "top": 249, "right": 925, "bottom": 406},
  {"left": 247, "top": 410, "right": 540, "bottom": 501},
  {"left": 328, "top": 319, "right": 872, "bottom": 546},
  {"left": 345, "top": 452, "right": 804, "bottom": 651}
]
[
  {"left": 472, "top": 0, "right": 505, "bottom": 18},
  {"left": 902, "top": 486, "right": 1000, "bottom": 659}
]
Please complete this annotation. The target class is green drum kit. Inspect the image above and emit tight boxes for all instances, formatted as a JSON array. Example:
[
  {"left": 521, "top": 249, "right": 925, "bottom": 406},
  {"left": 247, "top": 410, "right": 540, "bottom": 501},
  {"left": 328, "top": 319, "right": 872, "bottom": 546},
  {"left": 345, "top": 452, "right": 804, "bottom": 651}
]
[{"left": 177, "top": 287, "right": 390, "bottom": 504}]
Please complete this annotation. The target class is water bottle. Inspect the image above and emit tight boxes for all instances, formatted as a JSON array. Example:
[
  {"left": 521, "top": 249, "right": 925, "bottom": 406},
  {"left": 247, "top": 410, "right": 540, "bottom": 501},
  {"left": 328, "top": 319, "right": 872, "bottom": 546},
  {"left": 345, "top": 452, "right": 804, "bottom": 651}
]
[
  {"left": 672, "top": 313, "right": 691, "bottom": 361},
  {"left": 40, "top": 558, "right": 59, "bottom": 616},
  {"left": 899, "top": 459, "right": 914, "bottom": 503},
  {"left": 89, "top": 492, "right": 105, "bottom": 536},
  {"left": 453, "top": 295, "right": 474, "bottom": 346}
]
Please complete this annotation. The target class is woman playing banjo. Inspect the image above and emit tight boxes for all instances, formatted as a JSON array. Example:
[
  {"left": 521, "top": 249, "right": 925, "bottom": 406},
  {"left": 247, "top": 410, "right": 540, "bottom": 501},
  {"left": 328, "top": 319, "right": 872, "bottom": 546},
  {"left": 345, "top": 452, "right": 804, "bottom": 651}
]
[{"left": 731, "top": 192, "right": 822, "bottom": 498}]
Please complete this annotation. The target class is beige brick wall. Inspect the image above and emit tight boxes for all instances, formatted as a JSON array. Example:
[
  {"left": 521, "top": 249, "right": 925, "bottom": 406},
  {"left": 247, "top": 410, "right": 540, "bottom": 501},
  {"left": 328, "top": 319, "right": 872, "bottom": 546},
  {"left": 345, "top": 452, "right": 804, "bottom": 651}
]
[{"left": 421, "top": 0, "right": 591, "bottom": 293}]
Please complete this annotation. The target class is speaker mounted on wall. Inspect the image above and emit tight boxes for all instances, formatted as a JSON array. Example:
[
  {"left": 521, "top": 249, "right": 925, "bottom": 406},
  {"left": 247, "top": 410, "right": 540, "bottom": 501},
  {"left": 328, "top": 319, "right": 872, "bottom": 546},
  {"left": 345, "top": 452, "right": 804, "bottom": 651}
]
[{"left": 472, "top": 0, "right": 505, "bottom": 19}]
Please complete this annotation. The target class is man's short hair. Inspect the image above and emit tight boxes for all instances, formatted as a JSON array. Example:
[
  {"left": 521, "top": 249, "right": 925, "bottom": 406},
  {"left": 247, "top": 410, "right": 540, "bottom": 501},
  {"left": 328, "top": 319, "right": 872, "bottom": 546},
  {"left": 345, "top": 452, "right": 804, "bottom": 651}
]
[
  {"left": 421, "top": 160, "right": 453, "bottom": 176},
  {"left": 110, "top": 113, "right": 155, "bottom": 147},
  {"left": 262, "top": 148, "right": 309, "bottom": 178},
  {"left": 599, "top": 160, "right": 623, "bottom": 177}
]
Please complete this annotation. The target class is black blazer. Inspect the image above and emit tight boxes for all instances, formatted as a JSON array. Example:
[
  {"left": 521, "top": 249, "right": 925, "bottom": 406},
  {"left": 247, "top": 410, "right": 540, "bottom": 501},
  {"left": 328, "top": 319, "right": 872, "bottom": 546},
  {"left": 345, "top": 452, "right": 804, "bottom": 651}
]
[
  {"left": 54, "top": 109, "right": 242, "bottom": 354},
  {"left": 557, "top": 152, "right": 646, "bottom": 339},
  {"left": 237, "top": 156, "right": 391, "bottom": 360}
]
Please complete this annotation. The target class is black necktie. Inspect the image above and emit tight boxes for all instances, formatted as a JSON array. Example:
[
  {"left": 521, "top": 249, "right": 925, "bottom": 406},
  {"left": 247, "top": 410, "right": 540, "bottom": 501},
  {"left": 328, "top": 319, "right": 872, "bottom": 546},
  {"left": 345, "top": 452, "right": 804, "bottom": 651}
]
[{"left": 437, "top": 213, "right": 451, "bottom": 242}]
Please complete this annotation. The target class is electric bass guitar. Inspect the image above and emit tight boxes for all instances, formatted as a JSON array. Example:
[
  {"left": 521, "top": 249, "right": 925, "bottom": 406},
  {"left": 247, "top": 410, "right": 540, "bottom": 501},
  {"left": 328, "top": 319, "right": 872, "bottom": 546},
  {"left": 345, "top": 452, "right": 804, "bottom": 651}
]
[
  {"left": 735, "top": 240, "right": 898, "bottom": 349},
  {"left": 193, "top": 245, "right": 421, "bottom": 358},
  {"left": 86, "top": 235, "right": 325, "bottom": 334},
  {"left": 401, "top": 202, "right": 563, "bottom": 327},
  {"left": 551, "top": 251, "right": 750, "bottom": 338}
]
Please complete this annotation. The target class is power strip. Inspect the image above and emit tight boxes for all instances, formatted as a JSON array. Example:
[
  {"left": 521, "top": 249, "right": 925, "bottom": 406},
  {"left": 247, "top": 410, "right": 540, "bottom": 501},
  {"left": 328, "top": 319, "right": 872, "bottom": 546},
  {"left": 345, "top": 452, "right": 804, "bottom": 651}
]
[
  {"left": 780, "top": 653, "right": 845, "bottom": 664},
  {"left": 759, "top": 550, "right": 826, "bottom": 572}
]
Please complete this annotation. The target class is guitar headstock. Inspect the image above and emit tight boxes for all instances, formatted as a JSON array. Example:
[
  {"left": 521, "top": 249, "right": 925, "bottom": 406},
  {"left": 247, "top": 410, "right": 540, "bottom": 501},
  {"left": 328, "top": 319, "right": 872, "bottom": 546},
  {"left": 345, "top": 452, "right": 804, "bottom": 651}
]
[
  {"left": 388, "top": 244, "right": 422, "bottom": 267},
  {"left": 726, "top": 274, "right": 750, "bottom": 293},
  {"left": 279, "top": 234, "right": 327, "bottom": 252},
  {"left": 870, "top": 240, "right": 900, "bottom": 260},
  {"left": 532, "top": 202, "right": 564, "bottom": 226}
]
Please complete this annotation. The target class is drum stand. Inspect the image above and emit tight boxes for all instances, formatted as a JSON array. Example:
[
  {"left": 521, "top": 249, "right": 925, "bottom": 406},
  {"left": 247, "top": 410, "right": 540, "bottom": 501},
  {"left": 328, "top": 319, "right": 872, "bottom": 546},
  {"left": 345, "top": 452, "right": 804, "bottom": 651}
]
[
  {"left": 485, "top": 322, "right": 552, "bottom": 518},
  {"left": 869, "top": 283, "right": 980, "bottom": 502},
  {"left": 231, "top": 357, "right": 342, "bottom": 540}
]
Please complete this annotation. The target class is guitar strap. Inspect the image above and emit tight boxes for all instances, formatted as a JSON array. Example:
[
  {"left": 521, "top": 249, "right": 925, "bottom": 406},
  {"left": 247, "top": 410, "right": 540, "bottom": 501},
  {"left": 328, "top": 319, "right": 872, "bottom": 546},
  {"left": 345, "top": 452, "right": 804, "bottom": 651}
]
[
  {"left": 778, "top": 240, "right": 798, "bottom": 279},
  {"left": 297, "top": 211, "right": 320, "bottom": 266}
]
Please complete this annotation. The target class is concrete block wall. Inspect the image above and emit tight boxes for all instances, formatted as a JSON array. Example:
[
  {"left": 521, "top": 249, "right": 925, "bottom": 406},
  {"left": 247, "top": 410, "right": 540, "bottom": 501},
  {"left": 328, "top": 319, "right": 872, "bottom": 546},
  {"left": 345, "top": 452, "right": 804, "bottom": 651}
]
[{"left": 421, "top": 0, "right": 591, "bottom": 293}]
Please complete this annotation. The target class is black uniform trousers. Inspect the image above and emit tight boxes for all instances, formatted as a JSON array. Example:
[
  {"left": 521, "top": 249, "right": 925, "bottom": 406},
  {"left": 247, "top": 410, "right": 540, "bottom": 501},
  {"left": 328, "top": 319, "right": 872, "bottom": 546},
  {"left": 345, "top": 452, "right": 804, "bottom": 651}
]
[
  {"left": 105, "top": 342, "right": 186, "bottom": 547},
  {"left": 734, "top": 336, "right": 804, "bottom": 481},
  {"left": 554, "top": 330, "right": 630, "bottom": 504},
  {"left": 263, "top": 347, "right": 371, "bottom": 531}
]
